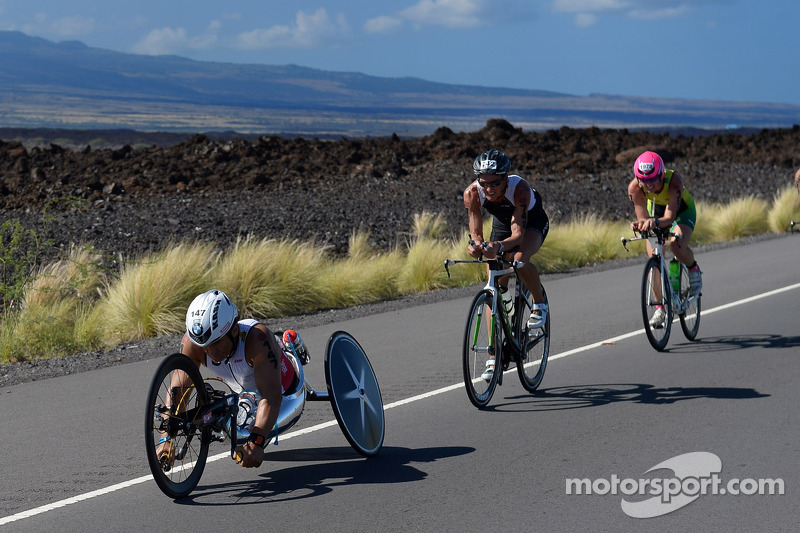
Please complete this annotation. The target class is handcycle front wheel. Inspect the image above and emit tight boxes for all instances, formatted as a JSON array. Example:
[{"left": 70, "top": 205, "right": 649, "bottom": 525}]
[
  {"left": 678, "top": 263, "right": 702, "bottom": 340},
  {"left": 462, "top": 289, "right": 502, "bottom": 408},
  {"left": 145, "top": 353, "right": 211, "bottom": 499},
  {"left": 515, "top": 285, "right": 550, "bottom": 392},
  {"left": 641, "top": 256, "right": 673, "bottom": 351},
  {"left": 325, "top": 331, "right": 385, "bottom": 456}
]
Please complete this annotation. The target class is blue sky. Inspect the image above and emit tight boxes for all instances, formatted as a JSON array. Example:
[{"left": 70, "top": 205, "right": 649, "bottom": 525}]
[{"left": 2, "top": 0, "right": 799, "bottom": 106}]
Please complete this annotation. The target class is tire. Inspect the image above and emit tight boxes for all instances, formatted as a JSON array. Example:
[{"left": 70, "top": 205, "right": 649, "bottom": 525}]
[
  {"left": 145, "top": 353, "right": 210, "bottom": 499},
  {"left": 325, "top": 331, "right": 385, "bottom": 457},
  {"left": 515, "top": 284, "right": 550, "bottom": 392},
  {"left": 678, "top": 263, "right": 702, "bottom": 340},
  {"left": 641, "top": 256, "right": 672, "bottom": 351},
  {"left": 463, "top": 290, "right": 501, "bottom": 408}
]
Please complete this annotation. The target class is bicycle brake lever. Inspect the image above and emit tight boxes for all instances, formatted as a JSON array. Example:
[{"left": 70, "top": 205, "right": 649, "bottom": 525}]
[{"left": 444, "top": 259, "right": 451, "bottom": 278}]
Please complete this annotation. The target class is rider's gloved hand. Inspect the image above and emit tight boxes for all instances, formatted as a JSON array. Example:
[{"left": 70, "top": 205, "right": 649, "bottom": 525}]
[
  {"left": 467, "top": 239, "right": 485, "bottom": 259},
  {"left": 234, "top": 441, "right": 265, "bottom": 468},
  {"left": 481, "top": 242, "right": 501, "bottom": 260}
]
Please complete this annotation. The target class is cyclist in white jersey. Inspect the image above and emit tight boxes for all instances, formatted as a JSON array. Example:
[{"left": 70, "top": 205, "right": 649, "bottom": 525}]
[
  {"left": 173, "top": 289, "right": 297, "bottom": 468},
  {"left": 463, "top": 149, "right": 550, "bottom": 381}
]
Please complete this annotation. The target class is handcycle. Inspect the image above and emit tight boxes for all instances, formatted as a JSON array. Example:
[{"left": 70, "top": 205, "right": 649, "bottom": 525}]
[
  {"left": 444, "top": 244, "right": 551, "bottom": 408},
  {"left": 144, "top": 330, "right": 384, "bottom": 499},
  {"left": 622, "top": 227, "right": 701, "bottom": 351}
]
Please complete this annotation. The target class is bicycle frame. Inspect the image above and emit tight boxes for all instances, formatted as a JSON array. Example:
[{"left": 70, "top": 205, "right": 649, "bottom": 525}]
[
  {"left": 445, "top": 255, "right": 531, "bottom": 381},
  {"left": 622, "top": 229, "right": 699, "bottom": 315}
]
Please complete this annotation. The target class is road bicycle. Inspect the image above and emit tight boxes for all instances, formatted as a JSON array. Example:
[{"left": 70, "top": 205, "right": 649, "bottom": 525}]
[
  {"left": 622, "top": 228, "right": 701, "bottom": 351},
  {"left": 144, "top": 330, "right": 384, "bottom": 499},
  {"left": 444, "top": 247, "right": 550, "bottom": 408}
]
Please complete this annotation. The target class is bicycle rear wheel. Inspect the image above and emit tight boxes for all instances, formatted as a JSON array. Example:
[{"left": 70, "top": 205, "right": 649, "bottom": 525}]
[
  {"left": 516, "top": 285, "right": 550, "bottom": 392},
  {"left": 145, "top": 353, "right": 211, "bottom": 499},
  {"left": 678, "top": 263, "right": 701, "bottom": 340},
  {"left": 462, "top": 290, "right": 501, "bottom": 408},
  {"left": 641, "top": 256, "right": 672, "bottom": 351}
]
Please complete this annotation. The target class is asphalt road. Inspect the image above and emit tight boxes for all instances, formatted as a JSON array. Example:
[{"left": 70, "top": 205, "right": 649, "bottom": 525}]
[{"left": 1, "top": 235, "right": 798, "bottom": 532}]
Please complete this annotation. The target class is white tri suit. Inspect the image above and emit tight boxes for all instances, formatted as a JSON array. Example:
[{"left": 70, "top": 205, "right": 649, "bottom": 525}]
[{"left": 204, "top": 318, "right": 297, "bottom": 439}]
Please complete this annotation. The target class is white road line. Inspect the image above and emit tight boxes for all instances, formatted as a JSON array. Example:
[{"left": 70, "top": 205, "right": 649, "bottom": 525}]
[{"left": 2, "top": 281, "right": 798, "bottom": 525}]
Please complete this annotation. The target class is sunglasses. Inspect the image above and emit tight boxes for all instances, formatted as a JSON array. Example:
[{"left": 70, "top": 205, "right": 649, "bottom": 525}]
[
  {"left": 638, "top": 175, "right": 662, "bottom": 184},
  {"left": 478, "top": 177, "right": 505, "bottom": 188}
]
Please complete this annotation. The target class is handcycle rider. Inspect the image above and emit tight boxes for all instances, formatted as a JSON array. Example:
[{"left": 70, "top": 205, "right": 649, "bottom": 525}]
[
  {"left": 627, "top": 151, "right": 703, "bottom": 328},
  {"left": 156, "top": 289, "right": 302, "bottom": 468},
  {"left": 463, "top": 148, "right": 550, "bottom": 381}
]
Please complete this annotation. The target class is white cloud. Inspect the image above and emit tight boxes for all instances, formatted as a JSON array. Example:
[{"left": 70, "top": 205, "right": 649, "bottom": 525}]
[
  {"left": 364, "top": 15, "right": 403, "bottom": 34},
  {"left": 133, "top": 27, "right": 189, "bottom": 55},
  {"left": 553, "top": 0, "right": 630, "bottom": 13},
  {"left": 400, "top": 0, "right": 484, "bottom": 29},
  {"left": 552, "top": 0, "right": 700, "bottom": 27},
  {"left": 628, "top": 6, "right": 689, "bottom": 20},
  {"left": 234, "top": 8, "right": 350, "bottom": 50},
  {"left": 574, "top": 12, "right": 599, "bottom": 27}
]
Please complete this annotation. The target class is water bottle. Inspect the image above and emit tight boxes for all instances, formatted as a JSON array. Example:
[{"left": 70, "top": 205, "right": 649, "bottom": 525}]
[
  {"left": 282, "top": 329, "right": 310, "bottom": 365},
  {"left": 668, "top": 258, "right": 680, "bottom": 292},
  {"left": 500, "top": 286, "right": 513, "bottom": 316}
]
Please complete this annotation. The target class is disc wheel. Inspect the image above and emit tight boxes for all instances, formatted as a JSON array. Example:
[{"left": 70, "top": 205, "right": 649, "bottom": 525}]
[
  {"left": 516, "top": 285, "right": 550, "bottom": 392},
  {"left": 145, "top": 353, "right": 210, "bottom": 499},
  {"left": 462, "top": 290, "right": 501, "bottom": 408},
  {"left": 325, "top": 331, "right": 385, "bottom": 456},
  {"left": 641, "top": 256, "right": 672, "bottom": 351}
]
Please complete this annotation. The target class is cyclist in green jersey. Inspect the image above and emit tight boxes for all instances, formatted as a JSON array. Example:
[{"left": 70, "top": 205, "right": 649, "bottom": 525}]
[{"left": 628, "top": 151, "right": 702, "bottom": 328}]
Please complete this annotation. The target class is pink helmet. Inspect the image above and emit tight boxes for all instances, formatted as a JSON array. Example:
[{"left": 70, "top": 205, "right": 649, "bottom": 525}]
[{"left": 633, "top": 151, "right": 665, "bottom": 181}]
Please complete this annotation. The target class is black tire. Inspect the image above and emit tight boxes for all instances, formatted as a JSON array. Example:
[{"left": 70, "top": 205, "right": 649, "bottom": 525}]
[
  {"left": 516, "top": 285, "right": 550, "bottom": 392},
  {"left": 145, "top": 353, "right": 210, "bottom": 499},
  {"left": 678, "top": 263, "right": 702, "bottom": 340},
  {"left": 462, "top": 290, "right": 501, "bottom": 408},
  {"left": 641, "top": 256, "right": 672, "bottom": 351},
  {"left": 325, "top": 331, "right": 385, "bottom": 456}
]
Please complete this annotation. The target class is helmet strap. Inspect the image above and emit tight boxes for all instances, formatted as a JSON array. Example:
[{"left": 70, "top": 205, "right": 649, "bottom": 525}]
[{"left": 222, "top": 324, "right": 240, "bottom": 364}]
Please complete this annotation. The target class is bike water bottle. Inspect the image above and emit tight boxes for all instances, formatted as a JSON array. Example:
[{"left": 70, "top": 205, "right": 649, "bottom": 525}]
[
  {"left": 500, "top": 286, "right": 513, "bottom": 316},
  {"left": 283, "top": 329, "right": 310, "bottom": 365},
  {"left": 669, "top": 259, "right": 680, "bottom": 292}
]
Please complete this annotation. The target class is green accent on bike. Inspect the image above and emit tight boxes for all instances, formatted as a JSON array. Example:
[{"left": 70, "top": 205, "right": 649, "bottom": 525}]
[{"left": 472, "top": 312, "right": 482, "bottom": 347}]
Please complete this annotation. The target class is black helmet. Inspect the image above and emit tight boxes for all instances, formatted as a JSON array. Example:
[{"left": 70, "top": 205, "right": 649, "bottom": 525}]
[{"left": 473, "top": 149, "right": 510, "bottom": 175}]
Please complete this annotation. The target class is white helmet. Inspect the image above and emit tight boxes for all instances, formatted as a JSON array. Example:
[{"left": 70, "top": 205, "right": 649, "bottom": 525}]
[{"left": 185, "top": 289, "right": 238, "bottom": 347}]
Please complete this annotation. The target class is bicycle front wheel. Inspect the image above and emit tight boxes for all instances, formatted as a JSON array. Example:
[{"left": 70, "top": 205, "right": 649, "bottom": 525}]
[
  {"left": 678, "top": 263, "right": 701, "bottom": 340},
  {"left": 516, "top": 285, "right": 550, "bottom": 392},
  {"left": 641, "top": 256, "right": 672, "bottom": 351},
  {"left": 145, "top": 353, "right": 211, "bottom": 499},
  {"left": 462, "top": 290, "right": 501, "bottom": 408}
]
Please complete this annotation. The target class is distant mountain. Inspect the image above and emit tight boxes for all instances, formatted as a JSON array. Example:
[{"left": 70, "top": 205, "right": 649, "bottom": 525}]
[{"left": 1, "top": 30, "right": 798, "bottom": 137}]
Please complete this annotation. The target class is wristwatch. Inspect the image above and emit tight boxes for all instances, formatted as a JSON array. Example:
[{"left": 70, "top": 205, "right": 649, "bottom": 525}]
[{"left": 247, "top": 433, "right": 267, "bottom": 449}]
